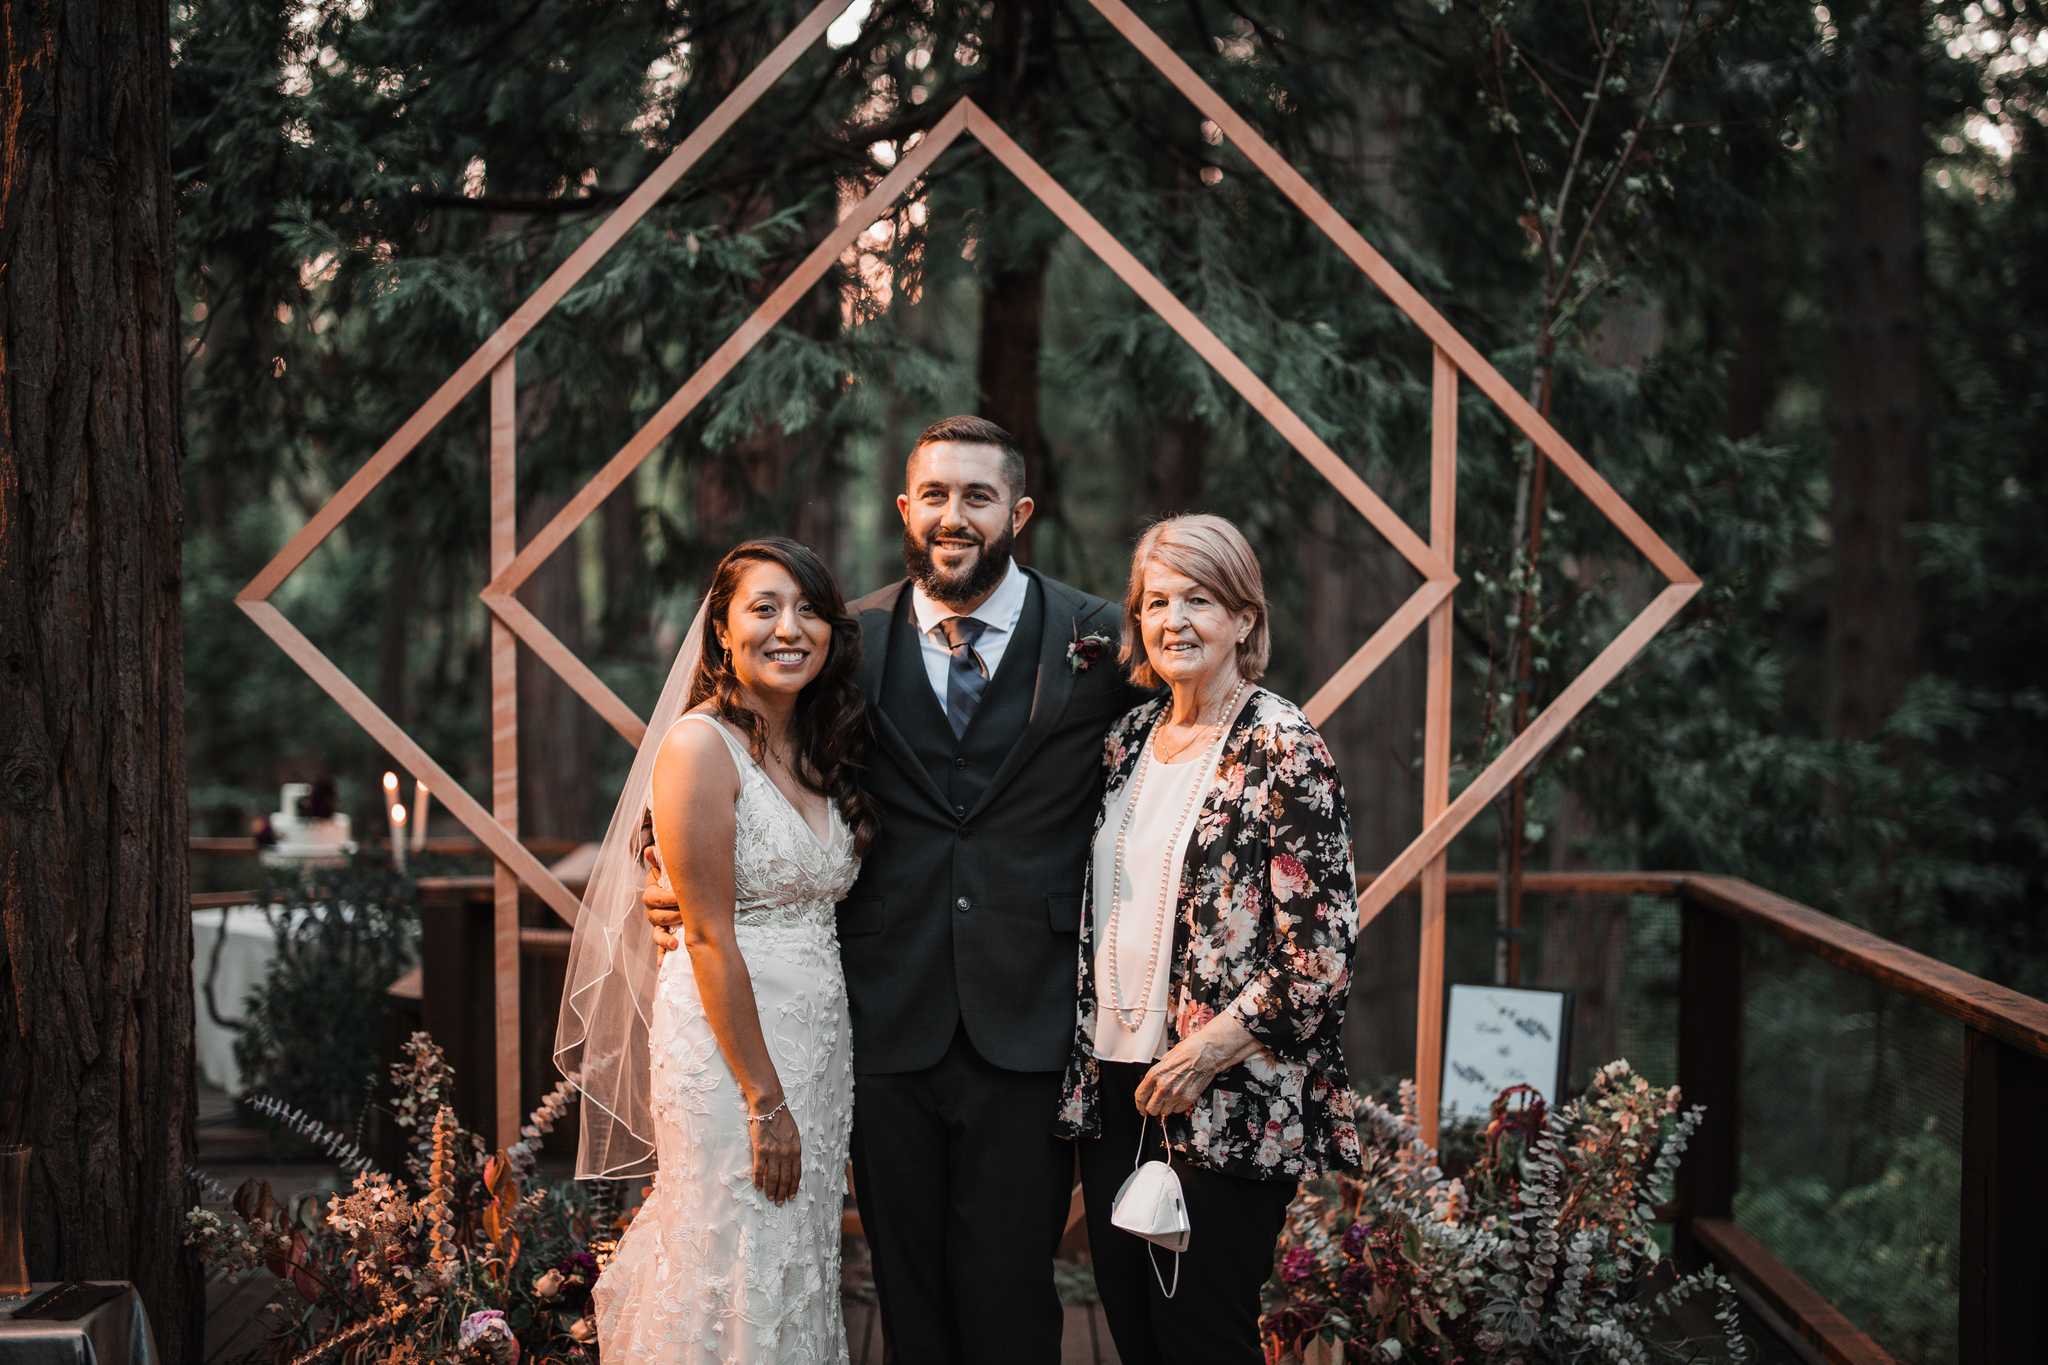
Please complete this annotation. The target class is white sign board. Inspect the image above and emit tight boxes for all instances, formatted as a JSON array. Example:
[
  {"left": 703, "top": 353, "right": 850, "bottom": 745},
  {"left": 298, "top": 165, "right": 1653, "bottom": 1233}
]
[{"left": 1439, "top": 984, "right": 1572, "bottom": 1123}]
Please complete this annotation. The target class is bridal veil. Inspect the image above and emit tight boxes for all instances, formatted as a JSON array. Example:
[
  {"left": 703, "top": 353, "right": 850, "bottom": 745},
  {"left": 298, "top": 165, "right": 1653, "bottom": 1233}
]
[{"left": 553, "top": 597, "right": 709, "bottom": 1179}]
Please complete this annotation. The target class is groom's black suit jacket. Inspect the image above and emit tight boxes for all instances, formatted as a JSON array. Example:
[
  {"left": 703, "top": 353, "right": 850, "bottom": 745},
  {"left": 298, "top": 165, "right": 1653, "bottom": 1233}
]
[{"left": 838, "top": 568, "right": 1149, "bottom": 1075}]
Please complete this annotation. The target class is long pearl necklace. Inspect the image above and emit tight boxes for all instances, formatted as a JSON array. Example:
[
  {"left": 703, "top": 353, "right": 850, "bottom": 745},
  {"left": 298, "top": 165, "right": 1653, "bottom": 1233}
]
[{"left": 1103, "top": 679, "right": 1248, "bottom": 1032}]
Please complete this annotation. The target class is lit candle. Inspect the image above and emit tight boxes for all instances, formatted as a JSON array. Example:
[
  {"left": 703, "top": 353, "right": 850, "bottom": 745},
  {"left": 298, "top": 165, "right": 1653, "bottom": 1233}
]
[
  {"left": 390, "top": 802, "right": 408, "bottom": 875},
  {"left": 411, "top": 778, "right": 431, "bottom": 852},
  {"left": 382, "top": 772, "right": 402, "bottom": 868}
]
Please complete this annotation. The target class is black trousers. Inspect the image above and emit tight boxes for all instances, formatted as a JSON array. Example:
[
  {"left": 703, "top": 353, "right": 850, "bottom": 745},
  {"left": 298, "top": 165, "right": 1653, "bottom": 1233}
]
[
  {"left": 849, "top": 1025, "right": 1072, "bottom": 1364},
  {"left": 1078, "top": 1061, "right": 1296, "bottom": 1365}
]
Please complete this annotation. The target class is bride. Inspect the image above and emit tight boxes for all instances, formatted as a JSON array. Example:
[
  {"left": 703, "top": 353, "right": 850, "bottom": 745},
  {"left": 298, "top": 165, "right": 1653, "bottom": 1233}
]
[{"left": 555, "top": 537, "right": 873, "bottom": 1362}]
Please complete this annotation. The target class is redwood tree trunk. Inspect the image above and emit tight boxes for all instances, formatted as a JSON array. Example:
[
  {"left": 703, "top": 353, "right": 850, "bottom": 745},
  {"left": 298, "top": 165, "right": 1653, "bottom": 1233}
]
[
  {"left": 1716, "top": 121, "right": 1784, "bottom": 443},
  {"left": 1827, "top": 0, "right": 1928, "bottom": 742},
  {"left": 975, "top": 0, "right": 1056, "bottom": 553},
  {"left": 977, "top": 258, "right": 1052, "bottom": 531},
  {"left": 0, "top": 2, "right": 197, "bottom": 1358}
]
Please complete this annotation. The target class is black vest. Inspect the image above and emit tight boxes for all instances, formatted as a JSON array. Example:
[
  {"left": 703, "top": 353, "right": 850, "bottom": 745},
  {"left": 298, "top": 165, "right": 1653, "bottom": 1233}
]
[{"left": 878, "top": 583, "right": 1045, "bottom": 820}]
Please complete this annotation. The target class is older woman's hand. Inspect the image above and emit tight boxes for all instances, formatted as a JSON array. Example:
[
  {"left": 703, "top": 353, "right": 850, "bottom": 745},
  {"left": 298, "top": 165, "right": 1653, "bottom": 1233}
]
[
  {"left": 641, "top": 846, "right": 683, "bottom": 954},
  {"left": 1134, "top": 1014, "right": 1261, "bottom": 1116}
]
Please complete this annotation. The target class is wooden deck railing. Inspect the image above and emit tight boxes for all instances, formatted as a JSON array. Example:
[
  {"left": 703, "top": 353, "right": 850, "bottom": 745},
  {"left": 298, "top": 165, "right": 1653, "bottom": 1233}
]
[{"left": 190, "top": 860, "right": 2048, "bottom": 1362}]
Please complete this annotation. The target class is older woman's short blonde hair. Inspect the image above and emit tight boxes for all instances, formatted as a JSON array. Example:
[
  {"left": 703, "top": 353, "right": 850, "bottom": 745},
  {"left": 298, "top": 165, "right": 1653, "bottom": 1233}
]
[{"left": 1119, "top": 514, "right": 1271, "bottom": 690}]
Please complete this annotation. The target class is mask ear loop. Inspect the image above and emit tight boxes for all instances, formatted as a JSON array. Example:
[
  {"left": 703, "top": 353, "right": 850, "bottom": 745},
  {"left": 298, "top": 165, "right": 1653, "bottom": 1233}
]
[{"left": 1136, "top": 1114, "right": 1183, "bottom": 1299}]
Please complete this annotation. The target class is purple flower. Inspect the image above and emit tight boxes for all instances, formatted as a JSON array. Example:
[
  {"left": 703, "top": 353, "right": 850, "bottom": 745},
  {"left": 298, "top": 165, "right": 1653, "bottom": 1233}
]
[
  {"left": 1340, "top": 1220, "right": 1369, "bottom": 1259},
  {"left": 458, "top": 1310, "right": 519, "bottom": 1364},
  {"left": 1280, "top": 1246, "right": 1319, "bottom": 1285}
]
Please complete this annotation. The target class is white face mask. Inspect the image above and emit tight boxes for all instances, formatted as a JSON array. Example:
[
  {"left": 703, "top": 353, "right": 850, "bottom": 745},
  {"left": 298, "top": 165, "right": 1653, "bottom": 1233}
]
[{"left": 1109, "top": 1116, "right": 1189, "bottom": 1296}]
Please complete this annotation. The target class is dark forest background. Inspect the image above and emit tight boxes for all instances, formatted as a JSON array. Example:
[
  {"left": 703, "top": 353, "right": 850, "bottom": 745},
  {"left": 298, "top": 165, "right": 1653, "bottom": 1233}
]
[{"left": 167, "top": 3, "right": 2047, "bottom": 1356}]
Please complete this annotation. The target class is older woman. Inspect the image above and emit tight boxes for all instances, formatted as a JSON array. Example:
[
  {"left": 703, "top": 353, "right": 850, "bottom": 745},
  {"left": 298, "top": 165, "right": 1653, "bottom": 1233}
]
[{"left": 1056, "top": 513, "right": 1361, "bottom": 1364}]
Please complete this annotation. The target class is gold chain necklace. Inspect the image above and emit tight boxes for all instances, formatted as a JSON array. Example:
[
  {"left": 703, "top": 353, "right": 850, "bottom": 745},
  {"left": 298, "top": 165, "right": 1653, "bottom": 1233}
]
[
  {"left": 1152, "top": 675, "right": 1248, "bottom": 762},
  {"left": 1103, "top": 680, "right": 1247, "bottom": 1032}
]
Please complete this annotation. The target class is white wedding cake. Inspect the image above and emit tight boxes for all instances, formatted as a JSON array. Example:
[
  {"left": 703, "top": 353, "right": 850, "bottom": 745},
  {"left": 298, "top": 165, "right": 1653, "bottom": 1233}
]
[{"left": 262, "top": 782, "right": 357, "bottom": 865}]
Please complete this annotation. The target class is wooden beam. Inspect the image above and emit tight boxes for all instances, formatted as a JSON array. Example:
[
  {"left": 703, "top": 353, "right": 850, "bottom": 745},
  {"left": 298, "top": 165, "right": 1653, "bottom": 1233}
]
[
  {"left": 191, "top": 835, "right": 586, "bottom": 861},
  {"left": 1690, "top": 1219, "right": 1896, "bottom": 1365},
  {"left": 199, "top": 867, "right": 1680, "bottom": 911},
  {"left": 1415, "top": 347, "right": 1457, "bottom": 1147},
  {"left": 189, "top": 836, "right": 261, "bottom": 855},
  {"left": 1684, "top": 876, "right": 2048, "bottom": 1060},
  {"left": 1362, "top": 870, "right": 1688, "bottom": 897},
  {"left": 190, "top": 891, "right": 261, "bottom": 911},
  {"left": 518, "top": 927, "right": 575, "bottom": 958},
  {"left": 488, "top": 356, "right": 522, "bottom": 1152},
  {"left": 416, "top": 875, "right": 494, "bottom": 903}
]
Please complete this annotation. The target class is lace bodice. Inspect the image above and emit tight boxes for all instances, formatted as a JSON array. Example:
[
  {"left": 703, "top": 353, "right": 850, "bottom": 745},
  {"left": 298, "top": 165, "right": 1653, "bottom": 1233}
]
[{"left": 658, "top": 713, "right": 861, "bottom": 930}]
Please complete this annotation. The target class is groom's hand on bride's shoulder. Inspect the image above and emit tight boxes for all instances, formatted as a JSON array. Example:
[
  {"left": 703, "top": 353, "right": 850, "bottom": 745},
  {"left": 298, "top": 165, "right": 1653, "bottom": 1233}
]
[{"left": 640, "top": 846, "right": 683, "bottom": 953}]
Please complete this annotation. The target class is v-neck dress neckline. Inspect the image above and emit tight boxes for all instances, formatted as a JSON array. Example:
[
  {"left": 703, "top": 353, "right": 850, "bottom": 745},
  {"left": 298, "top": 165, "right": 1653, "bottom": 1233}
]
[{"left": 682, "top": 712, "right": 836, "bottom": 851}]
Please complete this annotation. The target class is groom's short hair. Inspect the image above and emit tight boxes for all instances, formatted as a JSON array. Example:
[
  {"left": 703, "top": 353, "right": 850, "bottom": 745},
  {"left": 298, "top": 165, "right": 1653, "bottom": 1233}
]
[{"left": 908, "top": 415, "right": 1026, "bottom": 503}]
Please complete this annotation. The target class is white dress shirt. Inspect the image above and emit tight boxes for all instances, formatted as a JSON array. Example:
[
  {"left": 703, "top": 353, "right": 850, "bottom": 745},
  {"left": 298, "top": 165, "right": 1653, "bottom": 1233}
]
[{"left": 908, "top": 558, "right": 1030, "bottom": 708}]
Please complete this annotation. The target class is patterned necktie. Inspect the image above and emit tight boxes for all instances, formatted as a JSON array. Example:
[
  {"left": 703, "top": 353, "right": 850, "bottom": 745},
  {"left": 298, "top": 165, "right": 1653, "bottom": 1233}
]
[{"left": 934, "top": 616, "right": 990, "bottom": 738}]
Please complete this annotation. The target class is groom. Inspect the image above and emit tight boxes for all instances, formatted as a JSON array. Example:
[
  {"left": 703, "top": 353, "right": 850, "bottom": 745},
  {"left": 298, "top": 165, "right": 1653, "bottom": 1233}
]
[{"left": 645, "top": 415, "right": 1147, "bottom": 1362}]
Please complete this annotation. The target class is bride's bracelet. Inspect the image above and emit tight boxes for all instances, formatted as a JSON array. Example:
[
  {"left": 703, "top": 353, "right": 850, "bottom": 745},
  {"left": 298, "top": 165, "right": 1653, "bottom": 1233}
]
[{"left": 747, "top": 1099, "right": 789, "bottom": 1125}]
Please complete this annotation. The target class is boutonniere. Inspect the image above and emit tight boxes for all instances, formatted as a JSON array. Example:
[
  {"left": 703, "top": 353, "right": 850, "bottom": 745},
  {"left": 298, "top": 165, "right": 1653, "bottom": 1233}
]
[{"left": 1067, "top": 627, "right": 1112, "bottom": 673}]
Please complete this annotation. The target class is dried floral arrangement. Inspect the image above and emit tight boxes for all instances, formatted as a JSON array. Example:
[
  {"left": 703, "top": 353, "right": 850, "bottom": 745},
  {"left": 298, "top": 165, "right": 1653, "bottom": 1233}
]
[
  {"left": 188, "top": 1032, "right": 615, "bottom": 1365},
  {"left": 1261, "top": 1062, "right": 1752, "bottom": 1364}
]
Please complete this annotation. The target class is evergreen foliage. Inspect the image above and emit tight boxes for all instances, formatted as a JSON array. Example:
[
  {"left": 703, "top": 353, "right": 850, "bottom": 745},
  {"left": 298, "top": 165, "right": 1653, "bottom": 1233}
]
[{"left": 230, "top": 853, "right": 419, "bottom": 1130}]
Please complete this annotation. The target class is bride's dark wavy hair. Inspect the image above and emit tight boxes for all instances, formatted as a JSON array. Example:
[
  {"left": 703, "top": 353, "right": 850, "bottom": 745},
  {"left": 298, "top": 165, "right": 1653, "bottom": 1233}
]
[{"left": 687, "top": 537, "right": 876, "bottom": 854}]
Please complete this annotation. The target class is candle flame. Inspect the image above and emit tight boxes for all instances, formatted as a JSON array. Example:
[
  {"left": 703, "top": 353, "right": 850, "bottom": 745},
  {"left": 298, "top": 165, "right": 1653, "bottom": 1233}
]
[
  {"left": 382, "top": 771, "right": 400, "bottom": 794},
  {"left": 390, "top": 803, "right": 407, "bottom": 826}
]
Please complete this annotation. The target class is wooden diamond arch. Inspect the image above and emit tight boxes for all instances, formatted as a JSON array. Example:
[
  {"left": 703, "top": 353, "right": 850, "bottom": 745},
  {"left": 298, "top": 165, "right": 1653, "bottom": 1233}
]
[{"left": 239, "top": 0, "right": 1698, "bottom": 1145}]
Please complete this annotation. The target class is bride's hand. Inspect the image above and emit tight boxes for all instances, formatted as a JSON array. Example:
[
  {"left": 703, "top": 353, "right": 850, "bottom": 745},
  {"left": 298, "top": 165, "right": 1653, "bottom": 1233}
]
[
  {"left": 640, "top": 846, "right": 684, "bottom": 954},
  {"left": 748, "top": 1100, "right": 802, "bottom": 1204}
]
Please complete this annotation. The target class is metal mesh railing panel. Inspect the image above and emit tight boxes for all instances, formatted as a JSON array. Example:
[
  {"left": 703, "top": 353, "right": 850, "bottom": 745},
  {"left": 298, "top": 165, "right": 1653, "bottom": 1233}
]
[{"left": 1733, "top": 927, "right": 1963, "bottom": 1363}]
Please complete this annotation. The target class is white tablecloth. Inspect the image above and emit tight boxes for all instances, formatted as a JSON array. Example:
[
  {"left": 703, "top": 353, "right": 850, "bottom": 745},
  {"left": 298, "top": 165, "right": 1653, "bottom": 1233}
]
[{"left": 190, "top": 905, "right": 305, "bottom": 1095}]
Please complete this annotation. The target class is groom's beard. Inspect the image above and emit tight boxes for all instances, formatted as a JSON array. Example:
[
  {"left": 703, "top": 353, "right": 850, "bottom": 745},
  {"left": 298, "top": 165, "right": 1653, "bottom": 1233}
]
[{"left": 904, "top": 520, "right": 1015, "bottom": 607}]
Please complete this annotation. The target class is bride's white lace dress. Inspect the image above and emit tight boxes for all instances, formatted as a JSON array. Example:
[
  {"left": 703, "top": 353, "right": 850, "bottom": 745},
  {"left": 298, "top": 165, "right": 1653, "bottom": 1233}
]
[{"left": 593, "top": 713, "right": 860, "bottom": 1363}]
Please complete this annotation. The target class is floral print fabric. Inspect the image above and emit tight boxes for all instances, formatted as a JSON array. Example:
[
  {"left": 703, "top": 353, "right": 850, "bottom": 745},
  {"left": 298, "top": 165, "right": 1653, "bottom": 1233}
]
[{"left": 1056, "top": 689, "right": 1363, "bottom": 1180}]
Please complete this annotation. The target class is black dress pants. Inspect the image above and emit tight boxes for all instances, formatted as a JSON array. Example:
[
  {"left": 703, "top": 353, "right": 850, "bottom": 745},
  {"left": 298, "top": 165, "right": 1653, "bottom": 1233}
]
[
  {"left": 849, "top": 1024, "right": 1072, "bottom": 1365},
  {"left": 1078, "top": 1061, "right": 1296, "bottom": 1365}
]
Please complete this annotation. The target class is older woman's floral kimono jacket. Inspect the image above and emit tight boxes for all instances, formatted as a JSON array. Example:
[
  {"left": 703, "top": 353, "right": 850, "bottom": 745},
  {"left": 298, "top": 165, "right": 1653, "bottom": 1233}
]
[{"left": 1055, "top": 688, "right": 1362, "bottom": 1180}]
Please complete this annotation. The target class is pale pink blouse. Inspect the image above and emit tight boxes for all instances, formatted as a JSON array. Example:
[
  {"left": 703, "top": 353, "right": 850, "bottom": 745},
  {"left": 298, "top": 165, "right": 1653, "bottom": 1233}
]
[{"left": 1087, "top": 742, "right": 1217, "bottom": 1062}]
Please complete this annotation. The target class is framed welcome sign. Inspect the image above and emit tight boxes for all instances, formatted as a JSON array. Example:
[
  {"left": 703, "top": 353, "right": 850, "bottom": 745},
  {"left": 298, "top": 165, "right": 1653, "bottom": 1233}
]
[{"left": 1439, "top": 984, "right": 1574, "bottom": 1124}]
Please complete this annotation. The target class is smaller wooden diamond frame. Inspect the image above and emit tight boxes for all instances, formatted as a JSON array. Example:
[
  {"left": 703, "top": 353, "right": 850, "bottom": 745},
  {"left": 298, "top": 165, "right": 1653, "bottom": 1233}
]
[{"left": 239, "top": 0, "right": 1698, "bottom": 1144}]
